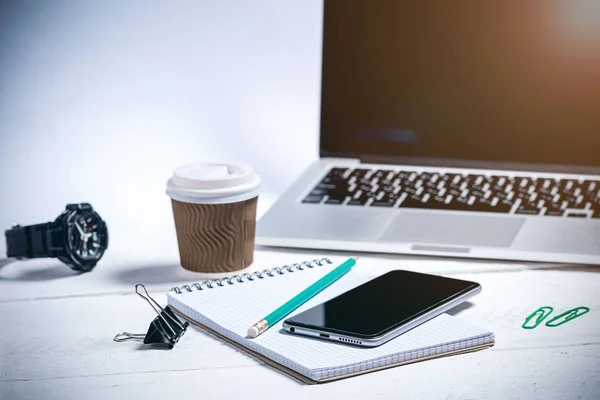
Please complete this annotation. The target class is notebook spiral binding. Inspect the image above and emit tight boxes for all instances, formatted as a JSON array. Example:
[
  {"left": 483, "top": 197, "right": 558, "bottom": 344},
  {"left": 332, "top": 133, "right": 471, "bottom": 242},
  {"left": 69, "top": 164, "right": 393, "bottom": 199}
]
[{"left": 171, "top": 258, "right": 332, "bottom": 294}]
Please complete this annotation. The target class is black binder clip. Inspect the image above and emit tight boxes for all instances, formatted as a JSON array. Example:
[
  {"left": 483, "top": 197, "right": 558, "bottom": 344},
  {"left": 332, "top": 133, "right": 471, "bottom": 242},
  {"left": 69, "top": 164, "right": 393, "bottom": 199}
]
[{"left": 113, "top": 284, "right": 189, "bottom": 349}]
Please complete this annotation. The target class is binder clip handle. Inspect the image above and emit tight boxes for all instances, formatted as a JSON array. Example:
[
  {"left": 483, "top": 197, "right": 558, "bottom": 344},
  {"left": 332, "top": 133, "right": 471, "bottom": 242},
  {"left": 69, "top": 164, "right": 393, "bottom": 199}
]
[
  {"left": 113, "top": 284, "right": 189, "bottom": 349},
  {"left": 113, "top": 332, "right": 146, "bottom": 342}
]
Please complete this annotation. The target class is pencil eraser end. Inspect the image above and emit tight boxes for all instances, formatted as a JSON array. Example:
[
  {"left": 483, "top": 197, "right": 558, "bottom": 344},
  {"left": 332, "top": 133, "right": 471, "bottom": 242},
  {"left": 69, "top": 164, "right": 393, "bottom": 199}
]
[{"left": 247, "top": 326, "right": 259, "bottom": 338}]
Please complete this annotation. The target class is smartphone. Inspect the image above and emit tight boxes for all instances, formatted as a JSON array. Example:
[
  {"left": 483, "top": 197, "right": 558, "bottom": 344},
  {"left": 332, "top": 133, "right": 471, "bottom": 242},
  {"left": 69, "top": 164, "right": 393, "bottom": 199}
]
[{"left": 282, "top": 270, "right": 481, "bottom": 347}]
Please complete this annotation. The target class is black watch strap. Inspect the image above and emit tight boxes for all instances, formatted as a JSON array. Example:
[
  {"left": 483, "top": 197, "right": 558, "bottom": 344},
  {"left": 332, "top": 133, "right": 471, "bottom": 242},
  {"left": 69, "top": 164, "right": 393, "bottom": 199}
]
[
  {"left": 67, "top": 203, "right": 92, "bottom": 212},
  {"left": 5, "top": 222, "right": 62, "bottom": 259}
]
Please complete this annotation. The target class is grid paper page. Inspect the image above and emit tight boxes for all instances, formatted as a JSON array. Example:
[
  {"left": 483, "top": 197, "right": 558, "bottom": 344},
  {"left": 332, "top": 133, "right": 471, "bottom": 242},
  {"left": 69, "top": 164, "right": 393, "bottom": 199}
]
[{"left": 167, "top": 258, "right": 494, "bottom": 381}]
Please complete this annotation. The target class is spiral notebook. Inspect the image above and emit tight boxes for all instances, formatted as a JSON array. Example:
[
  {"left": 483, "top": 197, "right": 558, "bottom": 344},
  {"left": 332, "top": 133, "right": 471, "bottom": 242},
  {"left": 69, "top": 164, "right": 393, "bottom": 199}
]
[{"left": 167, "top": 258, "right": 495, "bottom": 384}]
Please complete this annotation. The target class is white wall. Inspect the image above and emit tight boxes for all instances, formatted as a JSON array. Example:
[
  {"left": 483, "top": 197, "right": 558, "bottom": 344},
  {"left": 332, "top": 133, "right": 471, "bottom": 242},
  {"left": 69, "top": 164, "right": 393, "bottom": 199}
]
[{"left": 0, "top": 0, "right": 323, "bottom": 249}]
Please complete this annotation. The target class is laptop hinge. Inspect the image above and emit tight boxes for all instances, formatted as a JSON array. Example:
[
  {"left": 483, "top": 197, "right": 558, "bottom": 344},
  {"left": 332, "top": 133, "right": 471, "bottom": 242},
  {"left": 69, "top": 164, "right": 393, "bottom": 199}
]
[
  {"left": 358, "top": 154, "right": 600, "bottom": 176},
  {"left": 320, "top": 156, "right": 361, "bottom": 165}
]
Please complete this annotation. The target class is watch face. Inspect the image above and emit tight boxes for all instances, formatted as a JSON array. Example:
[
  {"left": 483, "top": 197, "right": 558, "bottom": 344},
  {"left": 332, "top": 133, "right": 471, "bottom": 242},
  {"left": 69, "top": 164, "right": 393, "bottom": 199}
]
[{"left": 66, "top": 209, "right": 108, "bottom": 265}]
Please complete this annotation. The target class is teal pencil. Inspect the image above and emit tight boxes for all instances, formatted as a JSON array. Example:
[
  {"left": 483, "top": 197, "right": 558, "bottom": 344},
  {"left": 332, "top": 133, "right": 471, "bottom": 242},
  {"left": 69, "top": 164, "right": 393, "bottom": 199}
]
[{"left": 247, "top": 257, "right": 357, "bottom": 338}]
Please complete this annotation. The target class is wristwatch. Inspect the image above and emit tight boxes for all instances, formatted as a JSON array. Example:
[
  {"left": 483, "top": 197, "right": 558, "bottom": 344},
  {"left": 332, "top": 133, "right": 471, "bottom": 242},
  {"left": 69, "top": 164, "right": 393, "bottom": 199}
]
[{"left": 5, "top": 203, "right": 109, "bottom": 272}]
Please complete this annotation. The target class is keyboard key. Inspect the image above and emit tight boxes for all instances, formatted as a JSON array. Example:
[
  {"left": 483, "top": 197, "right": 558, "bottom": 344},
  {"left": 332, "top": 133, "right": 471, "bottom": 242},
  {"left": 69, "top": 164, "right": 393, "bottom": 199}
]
[
  {"left": 324, "top": 196, "right": 346, "bottom": 205},
  {"left": 321, "top": 174, "right": 345, "bottom": 185},
  {"left": 379, "top": 182, "right": 396, "bottom": 194},
  {"left": 403, "top": 186, "right": 419, "bottom": 195},
  {"left": 349, "top": 168, "right": 370, "bottom": 176},
  {"left": 418, "top": 172, "right": 435, "bottom": 183},
  {"left": 447, "top": 188, "right": 462, "bottom": 198},
  {"left": 566, "top": 201, "right": 586, "bottom": 209},
  {"left": 468, "top": 176, "right": 488, "bottom": 191},
  {"left": 424, "top": 178, "right": 441, "bottom": 190},
  {"left": 545, "top": 206, "right": 564, "bottom": 216},
  {"left": 424, "top": 185, "right": 440, "bottom": 196},
  {"left": 347, "top": 190, "right": 371, "bottom": 205},
  {"left": 448, "top": 179, "right": 463, "bottom": 190},
  {"left": 474, "top": 197, "right": 512, "bottom": 213},
  {"left": 371, "top": 199, "right": 396, "bottom": 207},
  {"left": 537, "top": 187, "right": 555, "bottom": 199},
  {"left": 303, "top": 195, "right": 324, "bottom": 204},
  {"left": 373, "top": 169, "right": 394, "bottom": 179},
  {"left": 490, "top": 175, "right": 506, "bottom": 186},
  {"left": 566, "top": 212, "right": 588, "bottom": 218},
  {"left": 494, "top": 190, "right": 513, "bottom": 200},
  {"left": 467, "top": 174, "right": 486, "bottom": 182},
  {"left": 583, "top": 180, "right": 599, "bottom": 198},
  {"left": 501, "top": 198, "right": 516, "bottom": 208},
  {"left": 328, "top": 167, "right": 349, "bottom": 177},
  {"left": 444, "top": 173, "right": 461, "bottom": 183},
  {"left": 316, "top": 183, "right": 338, "bottom": 191},
  {"left": 306, "top": 190, "right": 328, "bottom": 198},
  {"left": 515, "top": 202, "right": 541, "bottom": 215}
]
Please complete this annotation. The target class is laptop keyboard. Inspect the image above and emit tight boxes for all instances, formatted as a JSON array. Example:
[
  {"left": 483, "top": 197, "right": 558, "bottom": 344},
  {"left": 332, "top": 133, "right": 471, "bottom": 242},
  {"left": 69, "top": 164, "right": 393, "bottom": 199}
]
[{"left": 302, "top": 167, "right": 600, "bottom": 219}]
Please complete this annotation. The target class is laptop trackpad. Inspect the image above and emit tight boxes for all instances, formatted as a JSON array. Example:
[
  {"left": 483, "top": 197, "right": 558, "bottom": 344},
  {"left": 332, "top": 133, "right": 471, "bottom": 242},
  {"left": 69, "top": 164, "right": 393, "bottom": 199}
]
[{"left": 379, "top": 212, "right": 525, "bottom": 247}]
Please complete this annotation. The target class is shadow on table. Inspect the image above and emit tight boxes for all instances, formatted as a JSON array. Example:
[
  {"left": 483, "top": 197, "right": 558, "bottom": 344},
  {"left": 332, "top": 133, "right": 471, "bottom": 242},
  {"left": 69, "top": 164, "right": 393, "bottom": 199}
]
[
  {"left": 255, "top": 245, "right": 600, "bottom": 274},
  {"left": 113, "top": 263, "right": 203, "bottom": 285},
  {"left": 8, "top": 266, "right": 77, "bottom": 281},
  {"left": 0, "top": 258, "right": 79, "bottom": 281},
  {"left": 531, "top": 264, "right": 600, "bottom": 273},
  {"left": 446, "top": 301, "right": 475, "bottom": 316}
]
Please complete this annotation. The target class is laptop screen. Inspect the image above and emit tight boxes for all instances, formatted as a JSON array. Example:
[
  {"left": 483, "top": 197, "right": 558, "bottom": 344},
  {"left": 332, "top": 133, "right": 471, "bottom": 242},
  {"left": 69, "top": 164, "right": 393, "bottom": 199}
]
[{"left": 320, "top": 1, "right": 600, "bottom": 169}]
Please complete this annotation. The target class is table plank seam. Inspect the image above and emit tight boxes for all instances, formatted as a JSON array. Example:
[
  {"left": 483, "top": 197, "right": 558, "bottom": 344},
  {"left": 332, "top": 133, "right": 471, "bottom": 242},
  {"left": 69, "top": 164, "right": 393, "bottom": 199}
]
[
  {"left": 4, "top": 265, "right": 597, "bottom": 304},
  {"left": 0, "top": 364, "right": 261, "bottom": 384}
]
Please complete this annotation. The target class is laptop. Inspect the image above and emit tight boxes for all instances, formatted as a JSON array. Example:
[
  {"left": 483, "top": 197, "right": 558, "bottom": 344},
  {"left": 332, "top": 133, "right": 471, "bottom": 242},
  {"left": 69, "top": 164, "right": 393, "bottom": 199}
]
[{"left": 256, "top": 1, "right": 600, "bottom": 265}]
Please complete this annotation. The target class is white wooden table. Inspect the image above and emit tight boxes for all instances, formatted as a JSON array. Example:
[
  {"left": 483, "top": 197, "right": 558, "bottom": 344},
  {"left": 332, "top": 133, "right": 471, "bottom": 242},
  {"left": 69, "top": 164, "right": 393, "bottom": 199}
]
[{"left": 1, "top": 197, "right": 599, "bottom": 400}]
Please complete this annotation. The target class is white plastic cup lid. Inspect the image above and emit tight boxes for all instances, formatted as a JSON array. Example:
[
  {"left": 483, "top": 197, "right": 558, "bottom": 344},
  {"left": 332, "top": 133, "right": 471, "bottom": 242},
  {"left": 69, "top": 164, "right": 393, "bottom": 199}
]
[{"left": 166, "top": 162, "right": 260, "bottom": 204}]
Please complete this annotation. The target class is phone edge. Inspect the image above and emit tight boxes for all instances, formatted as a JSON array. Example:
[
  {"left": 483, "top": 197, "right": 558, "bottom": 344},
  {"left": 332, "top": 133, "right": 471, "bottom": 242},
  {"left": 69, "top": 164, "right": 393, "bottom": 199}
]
[{"left": 282, "top": 284, "right": 482, "bottom": 348}]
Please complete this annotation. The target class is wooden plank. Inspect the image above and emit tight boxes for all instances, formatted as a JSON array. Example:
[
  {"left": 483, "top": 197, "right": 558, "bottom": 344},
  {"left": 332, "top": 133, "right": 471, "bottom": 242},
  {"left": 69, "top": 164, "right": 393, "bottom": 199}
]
[
  {"left": 2, "top": 270, "right": 599, "bottom": 384},
  {"left": 0, "top": 243, "right": 555, "bottom": 302},
  {"left": 0, "top": 293, "right": 259, "bottom": 383},
  {"left": 2, "top": 344, "right": 599, "bottom": 400}
]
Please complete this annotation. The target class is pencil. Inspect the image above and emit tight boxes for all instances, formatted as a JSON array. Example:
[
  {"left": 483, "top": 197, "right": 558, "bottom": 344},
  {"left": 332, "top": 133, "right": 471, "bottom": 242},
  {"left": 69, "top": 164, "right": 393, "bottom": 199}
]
[{"left": 247, "top": 257, "right": 358, "bottom": 338}]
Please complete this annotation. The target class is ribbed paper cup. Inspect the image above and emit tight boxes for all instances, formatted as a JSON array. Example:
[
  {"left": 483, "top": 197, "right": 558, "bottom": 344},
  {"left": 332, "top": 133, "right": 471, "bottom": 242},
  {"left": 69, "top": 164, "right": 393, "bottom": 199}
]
[{"left": 166, "top": 163, "right": 260, "bottom": 273}]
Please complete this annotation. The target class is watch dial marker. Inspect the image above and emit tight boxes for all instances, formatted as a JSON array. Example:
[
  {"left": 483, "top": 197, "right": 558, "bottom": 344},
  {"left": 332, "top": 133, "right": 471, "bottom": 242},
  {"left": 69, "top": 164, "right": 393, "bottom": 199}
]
[{"left": 68, "top": 210, "right": 106, "bottom": 262}]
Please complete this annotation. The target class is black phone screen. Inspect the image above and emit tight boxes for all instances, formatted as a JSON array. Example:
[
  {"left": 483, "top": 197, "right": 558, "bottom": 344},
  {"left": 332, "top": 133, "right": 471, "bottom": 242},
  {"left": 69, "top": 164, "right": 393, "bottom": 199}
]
[{"left": 286, "top": 270, "right": 479, "bottom": 338}]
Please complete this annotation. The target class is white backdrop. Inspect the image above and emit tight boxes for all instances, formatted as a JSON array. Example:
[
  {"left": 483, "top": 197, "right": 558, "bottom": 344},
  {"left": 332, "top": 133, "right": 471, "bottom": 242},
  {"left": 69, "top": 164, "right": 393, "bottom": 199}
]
[{"left": 0, "top": 0, "right": 323, "bottom": 255}]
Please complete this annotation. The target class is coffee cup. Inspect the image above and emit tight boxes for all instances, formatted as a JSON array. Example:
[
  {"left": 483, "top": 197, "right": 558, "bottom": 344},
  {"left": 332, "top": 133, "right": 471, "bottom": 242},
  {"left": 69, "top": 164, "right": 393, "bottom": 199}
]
[{"left": 166, "top": 162, "right": 260, "bottom": 273}]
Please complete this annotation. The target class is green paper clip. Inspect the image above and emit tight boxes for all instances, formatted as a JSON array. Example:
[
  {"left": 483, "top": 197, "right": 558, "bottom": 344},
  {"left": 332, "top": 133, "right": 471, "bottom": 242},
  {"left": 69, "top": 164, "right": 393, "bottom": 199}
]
[
  {"left": 522, "top": 306, "right": 554, "bottom": 329},
  {"left": 545, "top": 306, "right": 590, "bottom": 327}
]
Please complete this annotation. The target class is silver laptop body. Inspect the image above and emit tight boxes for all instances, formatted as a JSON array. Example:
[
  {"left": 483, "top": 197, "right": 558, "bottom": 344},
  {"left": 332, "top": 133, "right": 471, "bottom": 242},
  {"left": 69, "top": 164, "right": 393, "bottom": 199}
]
[{"left": 256, "top": 1, "right": 600, "bottom": 265}]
